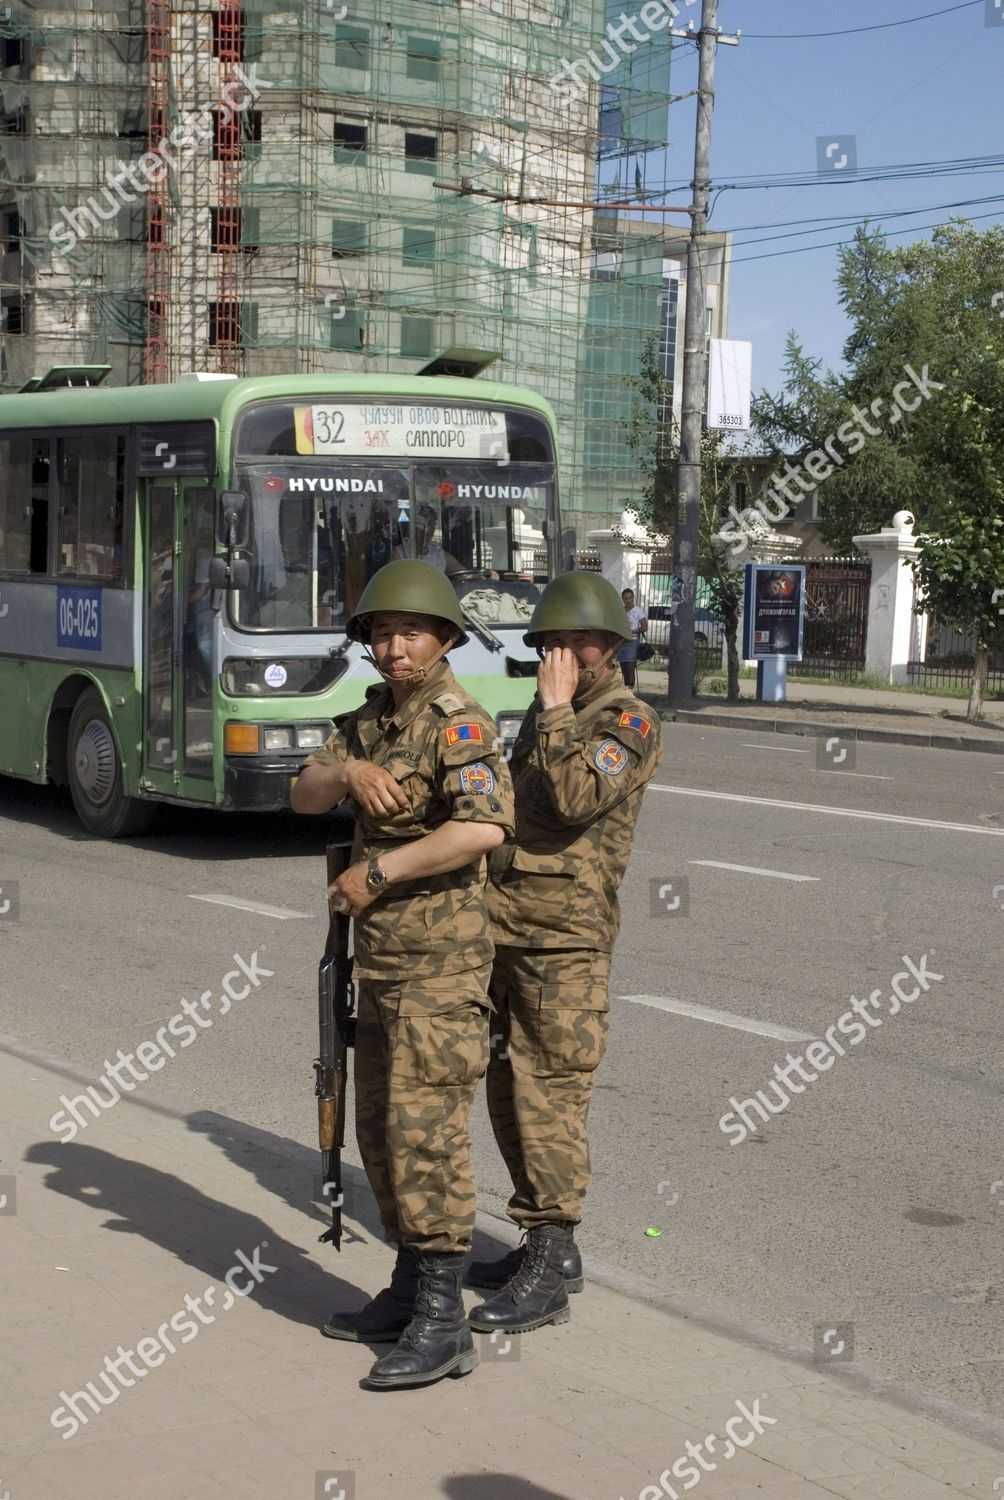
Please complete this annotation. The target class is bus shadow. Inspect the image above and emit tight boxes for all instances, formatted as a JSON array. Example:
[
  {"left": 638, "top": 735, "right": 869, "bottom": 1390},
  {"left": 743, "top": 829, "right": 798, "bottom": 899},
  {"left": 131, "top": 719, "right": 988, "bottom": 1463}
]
[{"left": 0, "top": 776, "right": 353, "bottom": 860}]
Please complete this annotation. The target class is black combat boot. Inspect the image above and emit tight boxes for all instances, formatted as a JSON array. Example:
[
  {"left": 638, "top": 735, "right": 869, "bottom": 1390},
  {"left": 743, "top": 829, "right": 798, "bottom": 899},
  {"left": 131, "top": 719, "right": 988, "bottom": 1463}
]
[
  {"left": 365, "top": 1251, "right": 479, "bottom": 1388},
  {"left": 468, "top": 1224, "right": 573, "bottom": 1334},
  {"left": 466, "top": 1229, "right": 584, "bottom": 1294},
  {"left": 322, "top": 1245, "right": 419, "bottom": 1343}
]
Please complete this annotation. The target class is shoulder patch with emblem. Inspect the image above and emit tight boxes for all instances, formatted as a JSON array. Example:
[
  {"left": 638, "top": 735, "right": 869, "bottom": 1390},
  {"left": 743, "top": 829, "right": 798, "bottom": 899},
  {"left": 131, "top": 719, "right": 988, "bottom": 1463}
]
[
  {"left": 594, "top": 739, "right": 628, "bottom": 775},
  {"left": 459, "top": 761, "right": 495, "bottom": 795},
  {"left": 618, "top": 711, "right": 651, "bottom": 737},
  {"left": 445, "top": 721, "right": 483, "bottom": 746}
]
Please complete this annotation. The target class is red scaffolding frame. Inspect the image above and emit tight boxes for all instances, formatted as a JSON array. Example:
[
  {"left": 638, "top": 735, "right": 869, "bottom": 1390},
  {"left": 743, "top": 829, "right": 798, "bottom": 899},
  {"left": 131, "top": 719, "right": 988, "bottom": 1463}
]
[
  {"left": 214, "top": 0, "right": 244, "bottom": 373},
  {"left": 145, "top": 0, "right": 172, "bottom": 383}
]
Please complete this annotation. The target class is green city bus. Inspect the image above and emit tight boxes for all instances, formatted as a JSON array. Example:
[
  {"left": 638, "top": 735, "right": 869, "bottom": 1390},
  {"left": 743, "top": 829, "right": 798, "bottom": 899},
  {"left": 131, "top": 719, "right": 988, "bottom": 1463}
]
[{"left": 0, "top": 365, "right": 562, "bottom": 836}]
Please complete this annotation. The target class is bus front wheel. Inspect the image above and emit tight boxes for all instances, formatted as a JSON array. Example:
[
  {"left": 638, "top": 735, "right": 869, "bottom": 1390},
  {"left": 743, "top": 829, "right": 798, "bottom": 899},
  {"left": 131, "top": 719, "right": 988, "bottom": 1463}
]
[{"left": 67, "top": 689, "right": 156, "bottom": 838}]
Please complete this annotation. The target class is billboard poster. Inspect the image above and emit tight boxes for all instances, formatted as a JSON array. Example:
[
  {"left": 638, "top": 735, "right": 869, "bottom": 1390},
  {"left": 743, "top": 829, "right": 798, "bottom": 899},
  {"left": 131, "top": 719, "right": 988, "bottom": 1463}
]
[
  {"left": 707, "top": 339, "right": 752, "bottom": 431},
  {"left": 742, "top": 564, "right": 806, "bottom": 660}
]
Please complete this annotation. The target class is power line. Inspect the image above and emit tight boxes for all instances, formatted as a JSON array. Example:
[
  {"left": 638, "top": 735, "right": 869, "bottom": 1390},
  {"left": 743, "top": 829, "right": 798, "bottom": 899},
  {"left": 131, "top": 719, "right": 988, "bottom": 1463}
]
[
  {"left": 741, "top": 0, "right": 981, "bottom": 41},
  {"left": 728, "top": 206, "right": 1004, "bottom": 265},
  {"left": 726, "top": 192, "right": 1004, "bottom": 249}
]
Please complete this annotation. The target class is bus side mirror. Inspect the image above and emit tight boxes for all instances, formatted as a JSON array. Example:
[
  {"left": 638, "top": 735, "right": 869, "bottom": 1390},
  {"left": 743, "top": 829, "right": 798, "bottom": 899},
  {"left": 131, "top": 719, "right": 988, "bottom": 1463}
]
[
  {"left": 218, "top": 490, "right": 249, "bottom": 549},
  {"left": 208, "top": 555, "right": 249, "bottom": 590}
]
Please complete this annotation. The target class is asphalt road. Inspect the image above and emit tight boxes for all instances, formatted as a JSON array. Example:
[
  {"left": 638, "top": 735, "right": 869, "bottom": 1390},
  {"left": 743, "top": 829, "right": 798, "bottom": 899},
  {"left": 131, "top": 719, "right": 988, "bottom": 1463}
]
[{"left": 2, "top": 723, "right": 1002, "bottom": 1419}]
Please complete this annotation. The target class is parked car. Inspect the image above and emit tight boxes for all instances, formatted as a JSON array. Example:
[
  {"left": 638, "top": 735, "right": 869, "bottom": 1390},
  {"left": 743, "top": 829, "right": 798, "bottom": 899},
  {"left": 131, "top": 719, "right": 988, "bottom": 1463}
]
[{"left": 644, "top": 602, "right": 723, "bottom": 655}]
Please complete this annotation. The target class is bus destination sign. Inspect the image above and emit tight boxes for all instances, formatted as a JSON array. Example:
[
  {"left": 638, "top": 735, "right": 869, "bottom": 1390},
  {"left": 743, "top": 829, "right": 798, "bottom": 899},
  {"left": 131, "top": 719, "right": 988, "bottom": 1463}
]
[{"left": 294, "top": 404, "right": 509, "bottom": 462}]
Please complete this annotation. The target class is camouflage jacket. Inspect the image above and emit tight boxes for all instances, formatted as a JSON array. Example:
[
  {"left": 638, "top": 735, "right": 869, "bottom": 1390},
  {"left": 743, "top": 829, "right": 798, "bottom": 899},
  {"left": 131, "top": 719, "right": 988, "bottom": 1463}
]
[
  {"left": 301, "top": 663, "right": 514, "bottom": 981},
  {"left": 487, "top": 666, "right": 660, "bottom": 951}
]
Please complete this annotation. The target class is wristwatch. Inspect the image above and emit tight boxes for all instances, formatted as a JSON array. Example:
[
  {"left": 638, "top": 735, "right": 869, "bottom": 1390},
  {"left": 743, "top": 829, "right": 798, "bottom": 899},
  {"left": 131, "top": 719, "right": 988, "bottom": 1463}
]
[{"left": 366, "top": 857, "right": 389, "bottom": 893}]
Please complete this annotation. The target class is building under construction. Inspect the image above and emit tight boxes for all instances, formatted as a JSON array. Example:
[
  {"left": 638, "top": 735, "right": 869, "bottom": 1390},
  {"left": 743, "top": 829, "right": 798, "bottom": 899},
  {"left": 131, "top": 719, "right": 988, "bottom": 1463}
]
[{"left": 0, "top": 0, "right": 677, "bottom": 533}]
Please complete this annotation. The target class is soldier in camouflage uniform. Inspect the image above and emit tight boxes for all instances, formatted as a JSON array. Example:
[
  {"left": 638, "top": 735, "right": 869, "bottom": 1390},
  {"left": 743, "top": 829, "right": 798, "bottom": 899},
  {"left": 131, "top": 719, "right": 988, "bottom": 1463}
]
[
  {"left": 467, "top": 571, "right": 661, "bottom": 1336},
  {"left": 292, "top": 560, "right": 514, "bottom": 1388}
]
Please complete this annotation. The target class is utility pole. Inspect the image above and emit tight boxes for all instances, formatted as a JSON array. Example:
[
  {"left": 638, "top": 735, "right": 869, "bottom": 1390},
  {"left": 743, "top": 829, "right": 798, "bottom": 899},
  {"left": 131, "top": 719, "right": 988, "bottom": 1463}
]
[{"left": 667, "top": 0, "right": 739, "bottom": 705}]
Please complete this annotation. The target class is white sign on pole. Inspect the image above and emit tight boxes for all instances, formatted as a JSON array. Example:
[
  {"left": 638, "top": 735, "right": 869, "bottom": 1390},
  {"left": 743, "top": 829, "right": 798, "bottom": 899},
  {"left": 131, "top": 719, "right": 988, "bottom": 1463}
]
[{"left": 707, "top": 339, "right": 752, "bottom": 431}]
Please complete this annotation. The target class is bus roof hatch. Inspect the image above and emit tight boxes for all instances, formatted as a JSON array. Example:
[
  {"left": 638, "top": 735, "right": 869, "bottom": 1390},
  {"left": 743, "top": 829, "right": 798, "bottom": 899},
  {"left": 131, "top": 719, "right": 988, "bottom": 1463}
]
[
  {"left": 417, "top": 347, "right": 501, "bottom": 379},
  {"left": 17, "top": 364, "right": 112, "bottom": 392}
]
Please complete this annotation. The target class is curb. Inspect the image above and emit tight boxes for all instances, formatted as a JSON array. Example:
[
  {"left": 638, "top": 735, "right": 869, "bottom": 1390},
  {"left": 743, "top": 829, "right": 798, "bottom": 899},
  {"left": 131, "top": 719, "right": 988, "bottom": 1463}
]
[{"left": 652, "top": 704, "right": 1004, "bottom": 756}]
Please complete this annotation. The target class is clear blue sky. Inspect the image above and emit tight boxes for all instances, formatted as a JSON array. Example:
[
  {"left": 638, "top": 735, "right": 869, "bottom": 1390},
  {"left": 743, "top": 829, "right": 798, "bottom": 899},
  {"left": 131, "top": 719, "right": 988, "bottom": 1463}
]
[{"left": 657, "top": 0, "right": 1003, "bottom": 399}]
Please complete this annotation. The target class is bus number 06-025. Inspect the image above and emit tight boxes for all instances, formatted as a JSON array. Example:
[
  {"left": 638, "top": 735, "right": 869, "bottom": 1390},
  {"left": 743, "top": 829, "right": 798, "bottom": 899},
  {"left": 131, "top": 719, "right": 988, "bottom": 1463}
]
[{"left": 59, "top": 594, "right": 99, "bottom": 640}]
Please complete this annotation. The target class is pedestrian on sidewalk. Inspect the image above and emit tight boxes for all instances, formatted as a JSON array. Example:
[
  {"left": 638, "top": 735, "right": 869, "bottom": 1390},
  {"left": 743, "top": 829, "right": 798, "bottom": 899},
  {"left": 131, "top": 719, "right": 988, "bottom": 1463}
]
[
  {"left": 292, "top": 560, "right": 514, "bottom": 1389},
  {"left": 467, "top": 572, "right": 661, "bottom": 1337},
  {"left": 617, "top": 588, "right": 648, "bottom": 688}
]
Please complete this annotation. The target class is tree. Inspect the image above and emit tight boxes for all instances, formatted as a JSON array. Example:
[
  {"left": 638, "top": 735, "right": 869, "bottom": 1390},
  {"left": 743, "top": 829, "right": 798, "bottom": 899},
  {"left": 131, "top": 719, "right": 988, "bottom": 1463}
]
[
  {"left": 627, "top": 339, "right": 757, "bottom": 699},
  {"left": 753, "top": 220, "right": 1004, "bottom": 719}
]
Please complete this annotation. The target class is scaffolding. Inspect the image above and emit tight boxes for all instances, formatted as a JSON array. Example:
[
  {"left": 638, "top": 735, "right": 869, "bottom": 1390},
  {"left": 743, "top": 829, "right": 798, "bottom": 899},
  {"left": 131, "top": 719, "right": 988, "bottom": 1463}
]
[{"left": 0, "top": 0, "right": 675, "bottom": 534}]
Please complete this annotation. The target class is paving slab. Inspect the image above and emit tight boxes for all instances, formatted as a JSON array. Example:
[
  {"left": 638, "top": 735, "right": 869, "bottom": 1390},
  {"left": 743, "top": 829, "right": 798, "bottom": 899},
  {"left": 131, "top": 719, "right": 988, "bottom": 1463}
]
[{"left": 3, "top": 1045, "right": 1003, "bottom": 1500}]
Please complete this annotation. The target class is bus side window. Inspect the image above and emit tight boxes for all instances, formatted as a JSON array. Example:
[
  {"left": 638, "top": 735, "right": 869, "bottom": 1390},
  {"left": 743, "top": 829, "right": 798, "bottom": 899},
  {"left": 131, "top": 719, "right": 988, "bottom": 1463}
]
[
  {"left": 0, "top": 432, "right": 32, "bottom": 573},
  {"left": 30, "top": 438, "right": 50, "bottom": 575},
  {"left": 56, "top": 431, "right": 126, "bottom": 579}
]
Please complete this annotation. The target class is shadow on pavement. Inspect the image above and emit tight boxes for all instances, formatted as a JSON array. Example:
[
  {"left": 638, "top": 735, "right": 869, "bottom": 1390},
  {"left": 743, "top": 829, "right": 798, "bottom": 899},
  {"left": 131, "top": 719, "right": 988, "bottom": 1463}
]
[
  {"left": 24, "top": 1134, "right": 363, "bottom": 1330},
  {"left": 443, "top": 1478, "right": 575, "bottom": 1500}
]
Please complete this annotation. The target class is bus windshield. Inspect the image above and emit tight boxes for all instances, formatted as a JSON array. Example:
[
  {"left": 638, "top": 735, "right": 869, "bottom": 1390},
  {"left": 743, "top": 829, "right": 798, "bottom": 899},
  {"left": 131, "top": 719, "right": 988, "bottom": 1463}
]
[{"left": 231, "top": 400, "right": 557, "bottom": 632}]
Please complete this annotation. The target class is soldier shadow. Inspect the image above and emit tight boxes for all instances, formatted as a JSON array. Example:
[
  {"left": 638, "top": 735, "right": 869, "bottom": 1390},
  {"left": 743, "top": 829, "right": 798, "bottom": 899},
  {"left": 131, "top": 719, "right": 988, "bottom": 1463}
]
[
  {"left": 443, "top": 1479, "right": 575, "bottom": 1500},
  {"left": 23, "top": 1135, "right": 362, "bottom": 1331}
]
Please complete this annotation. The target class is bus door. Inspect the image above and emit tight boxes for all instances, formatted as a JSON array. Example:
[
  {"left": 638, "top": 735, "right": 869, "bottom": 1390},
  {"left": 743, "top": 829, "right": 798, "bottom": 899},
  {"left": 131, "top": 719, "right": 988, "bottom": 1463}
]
[{"left": 142, "top": 482, "right": 217, "bottom": 795}]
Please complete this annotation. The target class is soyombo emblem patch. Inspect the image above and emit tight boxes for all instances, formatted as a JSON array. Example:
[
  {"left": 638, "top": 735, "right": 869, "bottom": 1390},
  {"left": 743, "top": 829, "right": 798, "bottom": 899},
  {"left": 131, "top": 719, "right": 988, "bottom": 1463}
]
[
  {"left": 618, "top": 711, "right": 651, "bottom": 737},
  {"left": 594, "top": 739, "right": 628, "bottom": 775},
  {"left": 445, "top": 722, "right": 483, "bottom": 746},
  {"left": 459, "top": 761, "right": 495, "bottom": 795}
]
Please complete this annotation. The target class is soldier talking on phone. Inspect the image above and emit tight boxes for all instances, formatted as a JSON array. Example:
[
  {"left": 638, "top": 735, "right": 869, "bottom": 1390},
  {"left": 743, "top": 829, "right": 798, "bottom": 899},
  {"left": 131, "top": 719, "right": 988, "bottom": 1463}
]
[{"left": 466, "top": 572, "right": 661, "bottom": 1336}]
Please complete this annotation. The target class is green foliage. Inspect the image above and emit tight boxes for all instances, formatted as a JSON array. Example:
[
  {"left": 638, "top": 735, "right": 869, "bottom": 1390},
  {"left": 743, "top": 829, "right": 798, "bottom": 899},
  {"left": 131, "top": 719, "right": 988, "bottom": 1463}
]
[{"left": 757, "top": 219, "right": 1004, "bottom": 716}]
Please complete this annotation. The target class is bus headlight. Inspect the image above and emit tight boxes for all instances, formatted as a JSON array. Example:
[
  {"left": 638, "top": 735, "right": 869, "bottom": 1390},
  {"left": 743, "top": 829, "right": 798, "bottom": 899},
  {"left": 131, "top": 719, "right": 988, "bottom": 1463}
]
[
  {"left": 495, "top": 713, "right": 524, "bottom": 748},
  {"left": 296, "top": 726, "right": 327, "bottom": 749},
  {"left": 263, "top": 727, "right": 294, "bottom": 750}
]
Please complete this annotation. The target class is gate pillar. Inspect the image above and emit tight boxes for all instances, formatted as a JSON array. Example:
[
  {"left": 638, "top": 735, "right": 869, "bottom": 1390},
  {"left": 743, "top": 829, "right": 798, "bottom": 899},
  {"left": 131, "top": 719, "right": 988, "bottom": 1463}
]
[{"left": 852, "top": 510, "right": 922, "bottom": 684}]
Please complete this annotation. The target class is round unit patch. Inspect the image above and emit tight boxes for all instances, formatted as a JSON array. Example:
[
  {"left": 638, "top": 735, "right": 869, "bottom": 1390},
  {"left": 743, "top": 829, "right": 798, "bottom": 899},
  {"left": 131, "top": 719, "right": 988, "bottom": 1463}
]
[
  {"left": 459, "top": 761, "right": 496, "bottom": 795},
  {"left": 264, "top": 663, "right": 288, "bottom": 688},
  {"left": 594, "top": 739, "right": 628, "bottom": 776}
]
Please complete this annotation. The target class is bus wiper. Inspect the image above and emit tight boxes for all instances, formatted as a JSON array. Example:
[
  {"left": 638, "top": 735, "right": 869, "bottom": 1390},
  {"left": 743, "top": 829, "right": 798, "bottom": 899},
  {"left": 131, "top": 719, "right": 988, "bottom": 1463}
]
[{"left": 460, "top": 604, "right": 504, "bottom": 654}]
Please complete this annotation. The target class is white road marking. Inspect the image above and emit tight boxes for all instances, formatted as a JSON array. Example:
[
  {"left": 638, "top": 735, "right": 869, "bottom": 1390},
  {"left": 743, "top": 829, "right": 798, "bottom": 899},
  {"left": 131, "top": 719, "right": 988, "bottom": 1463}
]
[
  {"left": 623, "top": 993, "right": 816, "bottom": 1042},
  {"left": 648, "top": 783, "right": 1004, "bottom": 837},
  {"left": 818, "top": 769, "right": 894, "bottom": 781},
  {"left": 689, "top": 859, "right": 819, "bottom": 882},
  {"left": 740, "top": 742, "right": 807, "bottom": 753},
  {"left": 188, "top": 894, "right": 313, "bottom": 920}
]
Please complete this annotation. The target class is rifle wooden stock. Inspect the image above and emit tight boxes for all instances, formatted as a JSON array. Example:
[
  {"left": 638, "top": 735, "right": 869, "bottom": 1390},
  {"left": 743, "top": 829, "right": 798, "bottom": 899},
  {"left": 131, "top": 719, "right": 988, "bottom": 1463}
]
[{"left": 314, "top": 839, "right": 355, "bottom": 1250}]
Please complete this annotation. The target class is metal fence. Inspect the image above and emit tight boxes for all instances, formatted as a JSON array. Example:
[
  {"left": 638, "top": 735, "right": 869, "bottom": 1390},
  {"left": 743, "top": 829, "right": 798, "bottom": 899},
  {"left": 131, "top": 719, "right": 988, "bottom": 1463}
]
[
  {"left": 634, "top": 559, "right": 725, "bottom": 673},
  {"left": 788, "top": 558, "right": 871, "bottom": 680},
  {"left": 908, "top": 620, "right": 1004, "bottom": 691}
]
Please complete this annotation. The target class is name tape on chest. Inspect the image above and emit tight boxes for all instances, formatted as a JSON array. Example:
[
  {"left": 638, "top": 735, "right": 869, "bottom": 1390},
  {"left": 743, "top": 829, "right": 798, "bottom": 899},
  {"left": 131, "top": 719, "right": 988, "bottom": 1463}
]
[
  {"left": 459, "top": 761, "right": 496, "bottom": 795},
  {"left": 618, "top": 711, "right": 651, "bottom": 738},
  {"left": 445, "top": 722, "right": 483, "bottom": 746},
  {"left": 594, "top": 739, "right": 629, "bottom": 776}
]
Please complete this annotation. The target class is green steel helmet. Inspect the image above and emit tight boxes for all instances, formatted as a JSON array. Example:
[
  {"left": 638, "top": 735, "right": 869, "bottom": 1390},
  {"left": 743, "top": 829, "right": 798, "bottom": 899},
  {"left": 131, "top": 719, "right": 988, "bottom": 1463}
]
[
  {"left": 346, "top": 559, "right": 469, "bottom": 647},
  {"left": 523, "top": 570, "right": 633, "bottom": 646}
]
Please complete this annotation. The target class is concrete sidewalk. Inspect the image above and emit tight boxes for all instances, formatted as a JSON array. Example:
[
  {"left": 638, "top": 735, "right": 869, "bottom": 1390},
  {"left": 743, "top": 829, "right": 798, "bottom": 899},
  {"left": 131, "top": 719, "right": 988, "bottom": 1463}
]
[
  {"left": 637, "top": 669, "right": 1004, "bottom": 755},
  {"left": 3, "top": 1042, "right": 1003, "bottom": 1500}
]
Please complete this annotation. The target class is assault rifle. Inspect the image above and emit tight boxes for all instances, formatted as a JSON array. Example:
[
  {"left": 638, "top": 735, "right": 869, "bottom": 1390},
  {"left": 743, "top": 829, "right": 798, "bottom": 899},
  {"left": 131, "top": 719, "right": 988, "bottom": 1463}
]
[{"left": 313, "top": 839, "right": 356, "bottom": 1250}]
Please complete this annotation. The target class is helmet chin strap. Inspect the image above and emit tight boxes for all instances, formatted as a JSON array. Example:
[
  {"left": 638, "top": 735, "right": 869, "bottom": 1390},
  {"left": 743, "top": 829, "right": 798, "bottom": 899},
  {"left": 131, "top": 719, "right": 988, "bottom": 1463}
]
[
  {"left": 574, "top": 643, "right": 620, "bottom": 688},
  {"left": 361, "top": 633, "right": 457, "bottom": 687}
]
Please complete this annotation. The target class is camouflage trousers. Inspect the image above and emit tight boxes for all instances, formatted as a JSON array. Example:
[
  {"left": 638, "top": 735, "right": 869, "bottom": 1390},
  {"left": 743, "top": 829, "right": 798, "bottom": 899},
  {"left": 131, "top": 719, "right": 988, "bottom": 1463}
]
[
  {"left": 354, "top": 969, "right": 490, "bottom": 1254},
  {"left": 485, "top": 946, "right": 610, "bottom": 1229}
]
